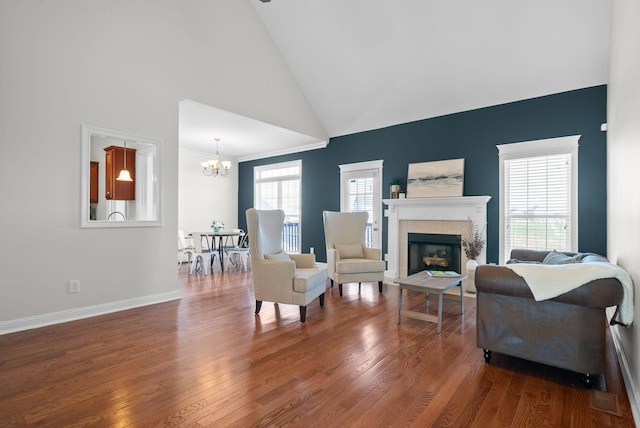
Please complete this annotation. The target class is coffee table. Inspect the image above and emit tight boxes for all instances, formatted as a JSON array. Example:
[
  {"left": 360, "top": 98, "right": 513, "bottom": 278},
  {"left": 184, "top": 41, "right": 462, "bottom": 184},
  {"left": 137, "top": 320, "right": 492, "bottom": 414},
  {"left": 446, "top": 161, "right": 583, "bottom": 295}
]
[{"left": 395, "top": 271, "right": 467, "bottom": 333}]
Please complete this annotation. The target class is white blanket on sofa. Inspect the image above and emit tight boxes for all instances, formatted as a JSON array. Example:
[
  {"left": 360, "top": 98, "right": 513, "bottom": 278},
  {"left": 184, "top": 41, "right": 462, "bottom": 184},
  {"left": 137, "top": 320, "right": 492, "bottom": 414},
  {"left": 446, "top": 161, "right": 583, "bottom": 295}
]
[{"left": 506, "top": 262, "right": 634, "bottom": 326}]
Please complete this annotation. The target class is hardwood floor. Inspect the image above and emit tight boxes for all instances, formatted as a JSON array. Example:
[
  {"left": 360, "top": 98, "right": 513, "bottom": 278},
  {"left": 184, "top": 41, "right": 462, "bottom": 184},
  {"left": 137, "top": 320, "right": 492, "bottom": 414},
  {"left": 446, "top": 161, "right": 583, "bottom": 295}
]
[{"left": 0, "top": 266, "right": 635, "bottom": 427}]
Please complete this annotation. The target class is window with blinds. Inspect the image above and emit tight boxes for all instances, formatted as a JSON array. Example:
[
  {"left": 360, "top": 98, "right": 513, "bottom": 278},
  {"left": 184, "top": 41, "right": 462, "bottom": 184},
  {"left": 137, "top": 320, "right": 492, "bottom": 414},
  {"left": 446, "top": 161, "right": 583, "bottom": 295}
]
[
  {"left": 498, "top": 136, "right": 579, "bottom": 263},
  {"left": 345, "top": 174, "right": 375, "bottom": 247},
  {"left": 254, "top": 160, "right": 301, "bottom": 252},
  {"left": 346, "top": 176, "right": 373, "bottom": 213}
]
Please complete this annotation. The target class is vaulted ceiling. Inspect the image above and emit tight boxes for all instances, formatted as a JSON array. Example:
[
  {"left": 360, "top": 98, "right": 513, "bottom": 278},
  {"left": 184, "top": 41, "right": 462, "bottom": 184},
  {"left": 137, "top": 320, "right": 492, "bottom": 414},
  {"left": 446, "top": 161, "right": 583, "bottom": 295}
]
[{"left": 181, "top": 0, "right": 610, "bottom": 160}]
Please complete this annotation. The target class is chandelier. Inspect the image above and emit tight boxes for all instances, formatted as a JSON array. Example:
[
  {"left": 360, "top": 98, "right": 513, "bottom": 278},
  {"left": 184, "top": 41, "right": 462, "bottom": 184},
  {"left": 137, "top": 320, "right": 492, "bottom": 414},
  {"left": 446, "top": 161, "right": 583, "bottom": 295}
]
[{"left": 201, "top": 138, "right": 231, "bottom": 177}]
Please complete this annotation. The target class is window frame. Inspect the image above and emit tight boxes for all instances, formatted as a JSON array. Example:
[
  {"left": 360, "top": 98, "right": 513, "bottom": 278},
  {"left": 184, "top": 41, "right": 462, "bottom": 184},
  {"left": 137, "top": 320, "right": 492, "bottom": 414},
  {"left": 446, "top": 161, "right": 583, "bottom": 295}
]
[
  {"left": 254, "top": 160, "right": 302, "bottom": 253},
  {"left": 498, "top": 135, "right": 579, "bottom": 264}
]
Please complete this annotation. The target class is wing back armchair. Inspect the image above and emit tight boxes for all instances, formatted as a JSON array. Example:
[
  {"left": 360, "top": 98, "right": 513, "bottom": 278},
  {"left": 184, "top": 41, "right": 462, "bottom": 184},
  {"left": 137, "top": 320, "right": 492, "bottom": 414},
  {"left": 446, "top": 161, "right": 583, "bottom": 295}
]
[
  {"left": 246, "top": 208, "right": 327, "bottom": 322},
  {"left": 323, "top": 211, "right": 385, "bottom": 296}
]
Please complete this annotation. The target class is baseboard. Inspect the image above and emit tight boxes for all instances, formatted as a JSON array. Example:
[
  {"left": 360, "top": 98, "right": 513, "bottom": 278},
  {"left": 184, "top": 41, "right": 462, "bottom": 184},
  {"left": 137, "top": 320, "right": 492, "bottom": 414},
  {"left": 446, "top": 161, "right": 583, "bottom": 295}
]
[
  {"left": 0, "top": 291, "right": 182, "bottom": 335},
  {"left": 610, "top": 324, "right": 640, "bottom": 425}
]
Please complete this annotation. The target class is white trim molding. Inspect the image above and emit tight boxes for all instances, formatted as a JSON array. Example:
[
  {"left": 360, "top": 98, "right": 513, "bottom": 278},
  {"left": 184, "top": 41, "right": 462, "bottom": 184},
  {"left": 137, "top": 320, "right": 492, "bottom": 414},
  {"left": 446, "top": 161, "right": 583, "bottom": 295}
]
[
  {"left": 0, "top": 292, "right": 182, "bottom": 335},
  {"left": 608, "top": 311, "right": 640, "bottom": 425},
  {"left": 238, "top": 141, "right": 328, "bottom": 162}
]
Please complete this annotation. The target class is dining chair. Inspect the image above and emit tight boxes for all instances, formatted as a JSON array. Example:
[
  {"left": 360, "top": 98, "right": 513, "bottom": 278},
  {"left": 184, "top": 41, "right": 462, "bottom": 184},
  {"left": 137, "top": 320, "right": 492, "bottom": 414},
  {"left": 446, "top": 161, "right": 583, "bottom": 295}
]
[
  {"left": 225, "top": 231, "right": 250, "bottom": 271},
  {"left": 189, "top": 232, "right": 216, "bottom": 275},
  {"left": 178, "top": 230, "right": 196, "bottom": 270}
]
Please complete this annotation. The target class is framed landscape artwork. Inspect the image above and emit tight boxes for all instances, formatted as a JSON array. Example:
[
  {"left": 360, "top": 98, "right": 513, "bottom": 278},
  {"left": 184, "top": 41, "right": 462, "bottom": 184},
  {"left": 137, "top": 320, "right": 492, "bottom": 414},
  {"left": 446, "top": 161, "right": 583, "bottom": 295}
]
[{"left": 407, "top": 158, "right": 465, "bottom": 198}]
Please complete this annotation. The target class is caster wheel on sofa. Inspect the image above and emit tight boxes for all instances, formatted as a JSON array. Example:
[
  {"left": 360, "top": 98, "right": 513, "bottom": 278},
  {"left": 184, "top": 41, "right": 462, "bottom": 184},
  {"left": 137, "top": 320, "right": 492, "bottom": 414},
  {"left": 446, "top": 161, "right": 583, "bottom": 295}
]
[
  {"left": 583, "top": 373, "right": 593, "bottom": 389},
  {"left": 483, "top": 349, "right": 492, "bottom": 363}
]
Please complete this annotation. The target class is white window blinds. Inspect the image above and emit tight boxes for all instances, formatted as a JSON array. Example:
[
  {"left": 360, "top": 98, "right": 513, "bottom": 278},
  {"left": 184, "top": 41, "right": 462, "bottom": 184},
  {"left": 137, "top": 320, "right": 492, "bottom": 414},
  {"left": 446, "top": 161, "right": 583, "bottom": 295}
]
[
  {"left": 254, "top": 160, "right": 301, "bottom": 252},
  {"left": 505, "top": 153, "right": 572, "bottom": 250}
]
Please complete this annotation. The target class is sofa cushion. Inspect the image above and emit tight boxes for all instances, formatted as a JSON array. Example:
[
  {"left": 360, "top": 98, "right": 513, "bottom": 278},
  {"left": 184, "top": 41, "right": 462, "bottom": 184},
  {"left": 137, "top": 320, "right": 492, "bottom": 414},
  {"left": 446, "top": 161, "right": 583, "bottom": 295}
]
[
  {"left": 542, "top": 250, "right": 581, "bottom": 264},
  {"left": 334, "top": 243, "right": 364, "bottom": 259},
  {"left": 336, "top": 258, "right": 385, "bottom": 274}
]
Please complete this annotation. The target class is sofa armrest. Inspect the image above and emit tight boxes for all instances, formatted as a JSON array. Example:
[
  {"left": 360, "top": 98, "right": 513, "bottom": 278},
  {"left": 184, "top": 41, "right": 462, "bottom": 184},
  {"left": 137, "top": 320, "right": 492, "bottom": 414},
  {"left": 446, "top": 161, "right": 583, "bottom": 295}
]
[{"left": 476, "top": 264, "right": 624, "bottom": 308}]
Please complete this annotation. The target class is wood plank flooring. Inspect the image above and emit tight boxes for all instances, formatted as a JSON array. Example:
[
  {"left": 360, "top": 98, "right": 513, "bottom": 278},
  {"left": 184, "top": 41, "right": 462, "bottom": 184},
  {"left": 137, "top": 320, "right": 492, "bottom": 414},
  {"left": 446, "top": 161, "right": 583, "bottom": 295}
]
[{"left": 0, "top": 266, "right": 635, "bottom": 427}]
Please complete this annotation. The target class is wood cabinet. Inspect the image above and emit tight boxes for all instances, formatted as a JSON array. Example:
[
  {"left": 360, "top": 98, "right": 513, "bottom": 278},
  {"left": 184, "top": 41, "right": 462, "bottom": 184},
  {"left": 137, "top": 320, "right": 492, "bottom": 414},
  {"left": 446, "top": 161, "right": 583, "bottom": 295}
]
[
  {"left": 89, "top": 161, "right": 99, "bottom": 203},
  {"left": 104, "top": 146, "right": 136, "bottom": 200}
]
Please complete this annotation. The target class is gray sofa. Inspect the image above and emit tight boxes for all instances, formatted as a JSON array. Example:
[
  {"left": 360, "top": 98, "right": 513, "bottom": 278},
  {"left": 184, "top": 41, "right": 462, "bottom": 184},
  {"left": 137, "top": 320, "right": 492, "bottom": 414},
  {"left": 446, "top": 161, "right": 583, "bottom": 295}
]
[{"left": 475, "top": 249, "right": 625, "bottom": 387}]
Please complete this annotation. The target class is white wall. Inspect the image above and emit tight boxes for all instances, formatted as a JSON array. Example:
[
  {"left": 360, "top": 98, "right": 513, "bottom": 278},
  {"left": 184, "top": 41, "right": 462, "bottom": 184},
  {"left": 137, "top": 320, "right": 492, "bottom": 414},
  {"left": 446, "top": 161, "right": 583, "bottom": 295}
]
[
  {"left": 607, "top": 0, "right": 640, "bottom": 421},
  {"left": 0, "top": 0, "right": 326, "bottom": 329},
  {"left": 178, "top": 149, "right": 239, "bottom": 234}
]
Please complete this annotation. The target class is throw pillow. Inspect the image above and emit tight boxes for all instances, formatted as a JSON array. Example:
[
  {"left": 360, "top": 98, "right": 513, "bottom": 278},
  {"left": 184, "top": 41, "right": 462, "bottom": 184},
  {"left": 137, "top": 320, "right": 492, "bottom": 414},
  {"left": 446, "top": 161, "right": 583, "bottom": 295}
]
[
  {"left": 542, "top": 250, "right": 581, "bottom": 265},
  {"left": 334, "top": 243, "right": 364, "bottom": 259},
  {"left": 506, "top": 259, "right": 541, "bottom": 264},
  {"left": 265, "top": 250, "right": 291, "bottom": 261}
]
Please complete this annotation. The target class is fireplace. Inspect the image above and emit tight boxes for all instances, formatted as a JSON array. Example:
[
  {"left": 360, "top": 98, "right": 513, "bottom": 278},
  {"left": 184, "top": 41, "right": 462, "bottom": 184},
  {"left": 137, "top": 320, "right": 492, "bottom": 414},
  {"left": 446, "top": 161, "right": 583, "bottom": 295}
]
[
  {"left": 382, "top": 196, "right": 490, "bottom": 283},
  {"left": 408, "top": 233, "right": 461, "bottom": 275}
]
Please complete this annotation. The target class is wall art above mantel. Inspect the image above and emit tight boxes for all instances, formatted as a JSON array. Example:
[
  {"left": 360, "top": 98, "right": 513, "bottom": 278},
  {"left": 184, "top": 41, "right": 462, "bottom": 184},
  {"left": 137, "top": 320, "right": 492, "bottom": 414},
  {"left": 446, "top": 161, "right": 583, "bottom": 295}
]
[{"left": 407, "top": 158, "right": 464, "bottom": 198}]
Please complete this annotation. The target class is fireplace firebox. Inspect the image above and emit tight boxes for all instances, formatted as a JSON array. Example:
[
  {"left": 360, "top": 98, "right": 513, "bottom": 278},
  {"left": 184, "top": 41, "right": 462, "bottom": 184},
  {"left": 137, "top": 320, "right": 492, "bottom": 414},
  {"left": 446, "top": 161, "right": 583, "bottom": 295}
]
[{"left": 407, "top": 233, "right": 461, "bottom": 275}]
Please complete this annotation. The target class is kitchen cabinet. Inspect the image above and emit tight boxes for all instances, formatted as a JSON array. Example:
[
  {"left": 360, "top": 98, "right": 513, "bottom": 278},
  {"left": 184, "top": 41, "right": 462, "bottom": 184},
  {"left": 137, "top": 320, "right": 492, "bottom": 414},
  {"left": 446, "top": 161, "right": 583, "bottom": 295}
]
[
  {"left": 104, "top": 145, "right": 136, "bottom": 200},
  {"left": 90, "top": 161, "right": 99, "bottom": 203}
]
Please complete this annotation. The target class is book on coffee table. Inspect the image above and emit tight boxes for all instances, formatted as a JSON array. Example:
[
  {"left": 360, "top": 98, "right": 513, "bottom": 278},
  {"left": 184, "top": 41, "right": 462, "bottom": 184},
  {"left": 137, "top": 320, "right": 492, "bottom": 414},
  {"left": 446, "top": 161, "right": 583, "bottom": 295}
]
[{"left": 426, "top": 270, "right": 461, "bottom": 277}]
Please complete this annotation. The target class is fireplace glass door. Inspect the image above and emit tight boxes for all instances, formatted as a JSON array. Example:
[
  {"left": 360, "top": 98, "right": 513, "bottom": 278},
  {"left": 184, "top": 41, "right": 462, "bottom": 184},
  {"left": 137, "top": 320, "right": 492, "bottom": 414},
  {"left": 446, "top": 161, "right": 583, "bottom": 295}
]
[{"left": 408, "top": 233, "right": 461, "bottom": 275}]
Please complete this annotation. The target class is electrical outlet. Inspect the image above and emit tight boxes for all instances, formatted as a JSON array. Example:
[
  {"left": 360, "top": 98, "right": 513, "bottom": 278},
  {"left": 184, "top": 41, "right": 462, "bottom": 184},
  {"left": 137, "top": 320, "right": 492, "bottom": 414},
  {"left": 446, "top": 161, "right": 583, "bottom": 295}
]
[{"left": 68, "top": 280, "right": 80, "bottom": 294}]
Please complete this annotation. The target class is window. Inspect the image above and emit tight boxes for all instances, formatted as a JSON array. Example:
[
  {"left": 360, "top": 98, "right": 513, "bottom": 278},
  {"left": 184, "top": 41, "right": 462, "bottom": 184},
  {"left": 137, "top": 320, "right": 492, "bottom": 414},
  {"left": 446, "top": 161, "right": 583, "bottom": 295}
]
[
  {"left": 254, "top": 160, "right": 301, "bottom": 252},
  {"left": 498, "top": 135, "right": 579, "bottom": 264}
]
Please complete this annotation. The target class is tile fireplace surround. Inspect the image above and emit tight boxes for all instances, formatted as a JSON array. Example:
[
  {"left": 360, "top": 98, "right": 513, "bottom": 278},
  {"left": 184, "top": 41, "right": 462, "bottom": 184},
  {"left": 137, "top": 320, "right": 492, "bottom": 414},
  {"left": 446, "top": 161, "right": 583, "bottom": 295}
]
[{"left": 383, "top": 196, "right": 491, "bottom": 281}]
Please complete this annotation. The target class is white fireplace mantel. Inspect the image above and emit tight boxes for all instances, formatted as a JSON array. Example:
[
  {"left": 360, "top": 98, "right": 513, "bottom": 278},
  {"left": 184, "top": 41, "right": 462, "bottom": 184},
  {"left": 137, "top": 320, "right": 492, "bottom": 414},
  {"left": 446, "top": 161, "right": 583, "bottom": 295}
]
[{"left": 383, "top": 196, "right": 491, "bottom": 279}]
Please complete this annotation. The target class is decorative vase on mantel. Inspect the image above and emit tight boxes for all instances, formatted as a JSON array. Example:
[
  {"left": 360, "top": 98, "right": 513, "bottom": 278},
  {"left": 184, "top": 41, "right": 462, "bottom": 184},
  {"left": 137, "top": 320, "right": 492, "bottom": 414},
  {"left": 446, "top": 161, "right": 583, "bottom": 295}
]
[
  {"left": 390, "top": 184, "right": 401, "bottom": 199},
  {"left": 465, "top": 259, "right": 478, "bottom": 293}
]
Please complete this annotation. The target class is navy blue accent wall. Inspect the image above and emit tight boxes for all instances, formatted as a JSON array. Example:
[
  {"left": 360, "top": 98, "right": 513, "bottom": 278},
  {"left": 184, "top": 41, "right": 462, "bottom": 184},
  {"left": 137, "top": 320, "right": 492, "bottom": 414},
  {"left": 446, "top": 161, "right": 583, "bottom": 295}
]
[{"left": 239, "top": 85, "right": 607, "bottom": 263}]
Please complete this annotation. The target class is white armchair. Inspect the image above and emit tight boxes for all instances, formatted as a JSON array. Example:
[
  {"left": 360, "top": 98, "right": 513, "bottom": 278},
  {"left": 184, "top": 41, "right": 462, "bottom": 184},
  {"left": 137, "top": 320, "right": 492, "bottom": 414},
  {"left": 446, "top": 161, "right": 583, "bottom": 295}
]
[
  {"left": 246, "top": 208, "right": 327, "bottom": 322},
  {"left": 323, "top": 211, "right": 386, "bottom": 296}
]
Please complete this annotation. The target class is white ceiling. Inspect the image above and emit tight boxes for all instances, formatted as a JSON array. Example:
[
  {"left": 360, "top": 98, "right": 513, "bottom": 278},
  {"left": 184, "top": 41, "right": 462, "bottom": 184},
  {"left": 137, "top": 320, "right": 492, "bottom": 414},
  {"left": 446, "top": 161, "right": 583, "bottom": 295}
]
[
  {"left": 179, "top": 99, "right": 326, "bottom": 162},
  {"left": 180, "top": 0, "right": 610, "bottom": 161}
]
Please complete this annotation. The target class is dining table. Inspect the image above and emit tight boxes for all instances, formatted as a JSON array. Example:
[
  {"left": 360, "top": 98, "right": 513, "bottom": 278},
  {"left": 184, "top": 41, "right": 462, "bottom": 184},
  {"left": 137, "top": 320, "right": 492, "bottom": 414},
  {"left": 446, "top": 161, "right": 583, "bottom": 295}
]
[{"left": 191, "top": 230, "right": 243, "bottom": 272}]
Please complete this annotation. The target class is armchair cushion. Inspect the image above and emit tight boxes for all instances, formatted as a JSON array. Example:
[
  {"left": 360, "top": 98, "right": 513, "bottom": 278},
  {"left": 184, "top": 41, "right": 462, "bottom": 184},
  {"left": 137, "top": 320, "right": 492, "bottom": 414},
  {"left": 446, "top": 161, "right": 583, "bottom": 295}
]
[
  {"left": 336, "top": 258, "right": 386, "bottom": 274},
  {"left": 334, "top": 243, "right": 364, "bottom": 259},
  {"left": 265, "top": 250, "right": 291, "bottom": 261}
]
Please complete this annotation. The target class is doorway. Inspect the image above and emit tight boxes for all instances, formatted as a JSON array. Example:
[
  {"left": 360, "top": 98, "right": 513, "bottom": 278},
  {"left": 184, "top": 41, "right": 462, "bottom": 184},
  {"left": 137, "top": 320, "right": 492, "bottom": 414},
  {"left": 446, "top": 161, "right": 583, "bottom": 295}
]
[{"left": 339, "top": 160, "right": 383, "bottom": 248}]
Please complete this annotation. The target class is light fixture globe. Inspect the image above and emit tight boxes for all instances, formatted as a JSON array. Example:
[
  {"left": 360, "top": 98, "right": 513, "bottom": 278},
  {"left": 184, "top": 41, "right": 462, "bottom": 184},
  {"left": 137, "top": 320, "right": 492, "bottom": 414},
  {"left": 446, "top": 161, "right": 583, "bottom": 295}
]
[
  {"left": 116, "top": 169, "right": 133, "bottom": 182},
  {"left": 116, "top": 140, "right": 134, "bottom": 182}
]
